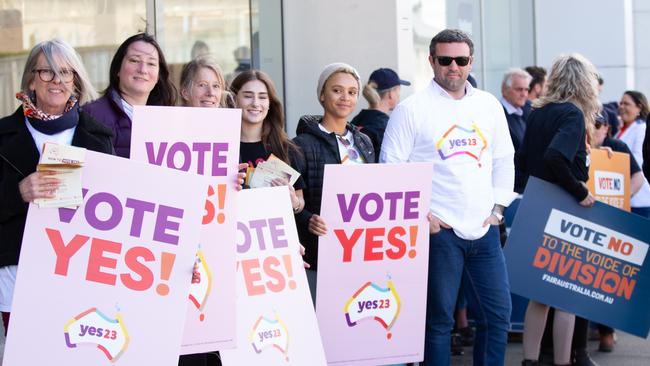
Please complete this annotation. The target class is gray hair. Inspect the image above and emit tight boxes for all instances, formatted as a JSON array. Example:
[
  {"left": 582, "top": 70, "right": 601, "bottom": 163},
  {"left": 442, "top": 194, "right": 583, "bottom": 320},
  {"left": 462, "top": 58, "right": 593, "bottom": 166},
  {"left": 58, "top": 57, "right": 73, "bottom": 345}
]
[
  {"left": 501, "top": 68, "right": 532, "bottom": 89},
  {"left": 21, "top": 38, "right": 97, "bottom": 105},
  {"left": 429, "top": 29, "right": 474, "bottom": 57},
  {"left": 180, "top": 55, "right": 227, "bottom": 107}
]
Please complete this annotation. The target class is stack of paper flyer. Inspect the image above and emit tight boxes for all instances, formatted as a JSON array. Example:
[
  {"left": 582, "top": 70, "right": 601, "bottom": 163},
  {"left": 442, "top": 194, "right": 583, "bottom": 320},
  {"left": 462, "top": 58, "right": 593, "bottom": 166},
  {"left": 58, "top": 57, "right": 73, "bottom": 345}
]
[
  {"left": 248, "top": 154, "right": 300, "bottom": 188},
  {"left": 34, "top": 142, "right": 86, "bottom": 208}
]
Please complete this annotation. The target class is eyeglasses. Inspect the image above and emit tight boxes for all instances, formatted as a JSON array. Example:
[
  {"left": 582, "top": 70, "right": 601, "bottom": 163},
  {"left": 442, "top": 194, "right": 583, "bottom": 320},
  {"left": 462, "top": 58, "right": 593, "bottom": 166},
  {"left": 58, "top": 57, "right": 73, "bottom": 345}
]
[
  {"left": 594, "top": 122, "right": 604, "bottom": 129},
  {"left": 32, "top": 68, "right": 75, "bottom": 83},
  {"left": 434, "top": 56, "right": 471, "bottom": 67},
  {"left": 336, "top": 135, "right": 360, "bottom": 161}
]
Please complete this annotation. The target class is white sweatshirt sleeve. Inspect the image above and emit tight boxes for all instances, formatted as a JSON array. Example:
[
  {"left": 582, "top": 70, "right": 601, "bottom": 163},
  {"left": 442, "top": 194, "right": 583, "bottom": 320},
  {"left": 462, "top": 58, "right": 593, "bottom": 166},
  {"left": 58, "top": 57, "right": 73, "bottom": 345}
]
[{"left": 380, "top": 103, "right": 416, "bottom": 163}]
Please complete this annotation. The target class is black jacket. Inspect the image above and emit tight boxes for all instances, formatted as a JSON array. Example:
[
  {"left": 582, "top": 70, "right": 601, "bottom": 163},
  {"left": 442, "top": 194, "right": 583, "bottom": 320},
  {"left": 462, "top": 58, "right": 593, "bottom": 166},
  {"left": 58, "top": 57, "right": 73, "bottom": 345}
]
[
  {"left": 292, "top": 115, "right": 375, "bottom": 269},
  {"left": 503, "top": 101, "right": 531, "bottom": 193},
  {"left": 350, "top": 109, "right": 389, "bottom": 158},
  {"left": 0, "top": 107, "right": 115, "bottom": 267},
  {"left": 644, "top": 115, "right": 650, "bottom": 182}
]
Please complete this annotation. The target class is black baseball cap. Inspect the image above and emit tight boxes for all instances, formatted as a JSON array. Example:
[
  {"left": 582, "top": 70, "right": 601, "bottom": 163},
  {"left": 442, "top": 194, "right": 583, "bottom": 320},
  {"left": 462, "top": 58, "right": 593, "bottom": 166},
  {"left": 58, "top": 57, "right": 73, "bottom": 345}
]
[{"left": 369, "top": 68, "right": 411, "bottom": 91}]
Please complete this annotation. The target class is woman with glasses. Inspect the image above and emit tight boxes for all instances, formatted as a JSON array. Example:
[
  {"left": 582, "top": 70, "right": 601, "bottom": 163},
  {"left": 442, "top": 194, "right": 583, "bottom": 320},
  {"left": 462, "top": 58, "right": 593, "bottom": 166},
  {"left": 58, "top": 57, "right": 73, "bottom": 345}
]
[
  {"left": 83, "top": 33, "right": 176, "bottom": 158},
  {"left": 614, "top": 90, "right": 650, "bottom": 218},
  {"left": 0, "top": 39, "right": 114, "bottom": 335},
  {"left": 293, "top": 63, "right": 375, "bottom": 299},
  {"left": 517, "top": 53, "right": 600, "bottom": 366}
]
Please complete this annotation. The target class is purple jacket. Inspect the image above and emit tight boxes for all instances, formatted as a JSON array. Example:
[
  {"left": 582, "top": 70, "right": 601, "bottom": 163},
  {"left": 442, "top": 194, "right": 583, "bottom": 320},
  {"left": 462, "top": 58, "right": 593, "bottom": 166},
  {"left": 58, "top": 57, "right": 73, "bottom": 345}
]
[{"left": 82, "top": 89, "right": 132, "bottom": 158}]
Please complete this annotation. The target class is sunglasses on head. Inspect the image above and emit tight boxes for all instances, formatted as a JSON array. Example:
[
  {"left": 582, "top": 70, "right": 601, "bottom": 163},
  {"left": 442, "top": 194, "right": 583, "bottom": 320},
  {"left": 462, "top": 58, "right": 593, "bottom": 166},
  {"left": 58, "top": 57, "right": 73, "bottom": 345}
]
[{"left": 434, "top": 56, "right": 471, "bottom": 67}]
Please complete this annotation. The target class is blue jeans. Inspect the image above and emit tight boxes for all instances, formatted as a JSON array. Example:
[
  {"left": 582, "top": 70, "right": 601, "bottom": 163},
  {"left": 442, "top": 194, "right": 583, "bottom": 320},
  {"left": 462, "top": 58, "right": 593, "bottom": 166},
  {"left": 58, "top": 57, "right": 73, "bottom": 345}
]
[{"left": 423, "top": 226, "right": 511, "bottom": 366}]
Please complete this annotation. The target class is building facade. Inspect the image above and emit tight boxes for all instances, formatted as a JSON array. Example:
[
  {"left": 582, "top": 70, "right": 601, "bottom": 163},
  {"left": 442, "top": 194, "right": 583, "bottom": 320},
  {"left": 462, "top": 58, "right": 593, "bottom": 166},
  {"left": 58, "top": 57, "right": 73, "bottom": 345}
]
[{"left": 0, "top": 0, "right": 646, "bottom": 136}]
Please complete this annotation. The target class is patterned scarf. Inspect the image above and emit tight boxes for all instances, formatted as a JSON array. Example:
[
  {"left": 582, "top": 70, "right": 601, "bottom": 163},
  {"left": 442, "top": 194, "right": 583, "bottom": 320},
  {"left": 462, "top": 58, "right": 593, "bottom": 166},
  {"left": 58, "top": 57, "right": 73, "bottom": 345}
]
[{"left": 16, "top": 91, "right": 79, "bottom": 135}]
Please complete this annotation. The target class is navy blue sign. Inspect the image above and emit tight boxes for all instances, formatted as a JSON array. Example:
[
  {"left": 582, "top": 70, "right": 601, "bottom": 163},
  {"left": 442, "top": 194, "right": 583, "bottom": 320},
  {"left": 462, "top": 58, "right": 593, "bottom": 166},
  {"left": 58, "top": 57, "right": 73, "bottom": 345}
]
[{"left": 505, "top": 177, "right": 650, "bottom": 338}]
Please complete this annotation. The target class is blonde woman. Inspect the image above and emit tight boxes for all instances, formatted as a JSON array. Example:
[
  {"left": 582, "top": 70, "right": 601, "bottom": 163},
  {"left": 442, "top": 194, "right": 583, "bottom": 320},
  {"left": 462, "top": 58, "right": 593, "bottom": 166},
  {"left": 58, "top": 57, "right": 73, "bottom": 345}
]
[
  {"left": 180, "top": 55, "right": 228, "bottom": 108},
  {"left": 350, "top": 68, "right": 410, "bottom": 157},
  {"left": 516, "top": 53, "right": 600, "bottom": 366}
]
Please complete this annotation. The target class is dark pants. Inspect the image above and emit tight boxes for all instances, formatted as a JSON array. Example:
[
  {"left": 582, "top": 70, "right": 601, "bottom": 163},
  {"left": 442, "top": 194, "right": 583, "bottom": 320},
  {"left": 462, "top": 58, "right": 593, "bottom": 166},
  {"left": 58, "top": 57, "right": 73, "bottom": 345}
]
[
  {"left": 178, "top": 352, "right": 221, "bottom": 366},
  {"left": 2, "top": 311, "right": 9, "bottom": 336},
  {"left": 423, "top": 226, "right": 511, "bottom": 365}
]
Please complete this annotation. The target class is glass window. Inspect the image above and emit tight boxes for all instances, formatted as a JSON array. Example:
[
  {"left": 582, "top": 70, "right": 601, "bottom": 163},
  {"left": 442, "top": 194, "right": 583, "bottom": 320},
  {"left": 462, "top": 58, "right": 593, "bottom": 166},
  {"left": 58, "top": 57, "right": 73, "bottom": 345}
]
[
  {"left": 482, "top": 0, "right": 534, "bottom": 95},
  {"left": 0, "top": 0, "right": 146, "bottom": 116},
  {"left": 250, "top": 0, "right": 284, "bottom": 102},
  {"left": 410, "top": 0, "right": 483, "bottom": 90},
  {"left": 153, "top": 0, "right": 251, "bottom": 91}
]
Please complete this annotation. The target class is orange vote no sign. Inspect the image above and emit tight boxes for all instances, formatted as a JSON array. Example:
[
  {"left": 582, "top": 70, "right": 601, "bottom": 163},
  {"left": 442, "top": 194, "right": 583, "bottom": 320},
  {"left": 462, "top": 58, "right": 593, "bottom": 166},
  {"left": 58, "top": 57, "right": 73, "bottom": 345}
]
[{"left": 588, "top": 149, "right": 631, "bottom": 211}]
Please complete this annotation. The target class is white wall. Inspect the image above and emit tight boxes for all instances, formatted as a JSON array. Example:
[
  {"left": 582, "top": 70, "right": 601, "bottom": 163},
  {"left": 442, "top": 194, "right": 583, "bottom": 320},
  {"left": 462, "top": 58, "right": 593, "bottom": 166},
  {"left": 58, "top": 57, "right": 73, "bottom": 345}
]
[
  {"left": 634, "top": 0, "right": 650, "bottom": 100},
  {"left": 282, "top": 0, "right": 412, "bottom": 136},
  {"left": 534, "top": 0, "right": 635, "bottom": 103}
]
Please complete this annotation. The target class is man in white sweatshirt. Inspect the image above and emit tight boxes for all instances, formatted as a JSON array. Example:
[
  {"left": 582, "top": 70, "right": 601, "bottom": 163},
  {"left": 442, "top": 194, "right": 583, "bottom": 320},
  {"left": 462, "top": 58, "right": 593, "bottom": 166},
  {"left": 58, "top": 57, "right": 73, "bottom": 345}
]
[{"left": 380, "top": 29, "right": 517, "bottom": 366}]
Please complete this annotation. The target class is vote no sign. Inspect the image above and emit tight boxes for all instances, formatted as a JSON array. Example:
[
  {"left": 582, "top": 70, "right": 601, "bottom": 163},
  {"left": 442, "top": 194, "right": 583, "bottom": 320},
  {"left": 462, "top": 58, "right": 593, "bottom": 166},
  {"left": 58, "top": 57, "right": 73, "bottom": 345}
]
[{"left": 505, "top": 177, "right": 650, "bottom": 337}]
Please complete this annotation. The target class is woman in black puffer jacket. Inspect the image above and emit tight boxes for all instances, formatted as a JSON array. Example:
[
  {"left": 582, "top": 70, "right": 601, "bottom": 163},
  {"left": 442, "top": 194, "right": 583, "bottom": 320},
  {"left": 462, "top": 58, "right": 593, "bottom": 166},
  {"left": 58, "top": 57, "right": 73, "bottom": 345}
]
[{"left": 293, "top": 63, "right": 375, "bottom": 298}]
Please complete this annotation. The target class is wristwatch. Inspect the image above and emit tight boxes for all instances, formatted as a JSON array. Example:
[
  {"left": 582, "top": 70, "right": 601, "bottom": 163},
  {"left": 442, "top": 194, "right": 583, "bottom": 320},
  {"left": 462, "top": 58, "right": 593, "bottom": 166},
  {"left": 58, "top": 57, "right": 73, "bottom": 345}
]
[{"left": 491, "top": 211, "right": 504, "bottom": 223}]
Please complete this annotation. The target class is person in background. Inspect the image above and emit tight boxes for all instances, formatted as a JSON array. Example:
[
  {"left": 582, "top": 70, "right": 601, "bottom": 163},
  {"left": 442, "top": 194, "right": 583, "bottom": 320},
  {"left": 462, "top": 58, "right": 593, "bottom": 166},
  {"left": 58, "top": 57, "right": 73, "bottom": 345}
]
[
  {"left": 596, "top": 75, "right": 621, "bottom": 137},
  {"left": 517, "top": 53, "right": 600, "bottom": 366},
  {"left": 644, "top": 114, "right": 650, "bottom": 182},
  {"left": 524, "top": 66, "right": 547, "bottom": 102},
  {"left": 614, "top": 90, "right": 650, "bottom": 218},
  {"left": 293, "top": 63, "right": 375, "bottom": 301},
  {"left": 500, "top": 68, "right": 532, "bottom": 194},
  {"left": 83, "top": 33, "right": 177, "bottom": 158},
  {"left": 190, "top": 40, "right": 210, "bottom": 60},
  {"left": 0, "top": 39, "right": 114, "bottom": 335},
  {"left": 591, "top": 112, "right": 645, "bottom": 353},
  {"left": 350, "top": 67, "right": 410, "bottom": 157}
]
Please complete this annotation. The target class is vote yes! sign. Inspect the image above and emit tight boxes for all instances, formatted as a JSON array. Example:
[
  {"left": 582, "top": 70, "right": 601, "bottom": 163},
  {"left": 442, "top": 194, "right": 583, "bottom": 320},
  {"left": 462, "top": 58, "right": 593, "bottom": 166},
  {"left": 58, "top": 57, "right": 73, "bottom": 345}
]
[
  {"left": 3, "top": 151, "right": 205, "bottom": 365},
  {"left": 317, "top": 163, "right": 433, "bottom": 365},
  {"left": 131, "top": 106, "right": 241, "bottom": 353},
  {"left": 505, "top": 177, "right": 650, "bottom": 337},
  {"left": 220, "top": 187, "right": 327, "bottom": 365}
]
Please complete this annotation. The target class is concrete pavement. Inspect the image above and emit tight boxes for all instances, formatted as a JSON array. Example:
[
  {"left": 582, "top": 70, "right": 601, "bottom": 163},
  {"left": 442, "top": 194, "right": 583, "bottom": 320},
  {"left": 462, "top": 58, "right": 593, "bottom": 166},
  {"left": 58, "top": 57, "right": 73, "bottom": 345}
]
[
  {"left": 454, "top": 331, "right": 650, "bottom": 366},
  {"left": 1, "top": 327, "right": 648, "bottom": 364}
]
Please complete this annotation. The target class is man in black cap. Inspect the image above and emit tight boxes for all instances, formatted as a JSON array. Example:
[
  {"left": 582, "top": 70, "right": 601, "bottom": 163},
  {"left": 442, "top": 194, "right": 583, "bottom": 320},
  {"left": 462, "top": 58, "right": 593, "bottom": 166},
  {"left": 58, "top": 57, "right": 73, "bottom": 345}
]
[{"left": 351, "top": 67, "right": 410, "bottom": 157}]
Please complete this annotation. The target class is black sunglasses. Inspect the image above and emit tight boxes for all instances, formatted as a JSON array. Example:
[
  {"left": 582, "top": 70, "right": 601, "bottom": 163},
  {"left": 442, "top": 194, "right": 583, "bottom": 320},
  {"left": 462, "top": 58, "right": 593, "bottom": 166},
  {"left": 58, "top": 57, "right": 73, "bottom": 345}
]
[{"left": 434, "top": 56, "right": 471, "bottom": 67}]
